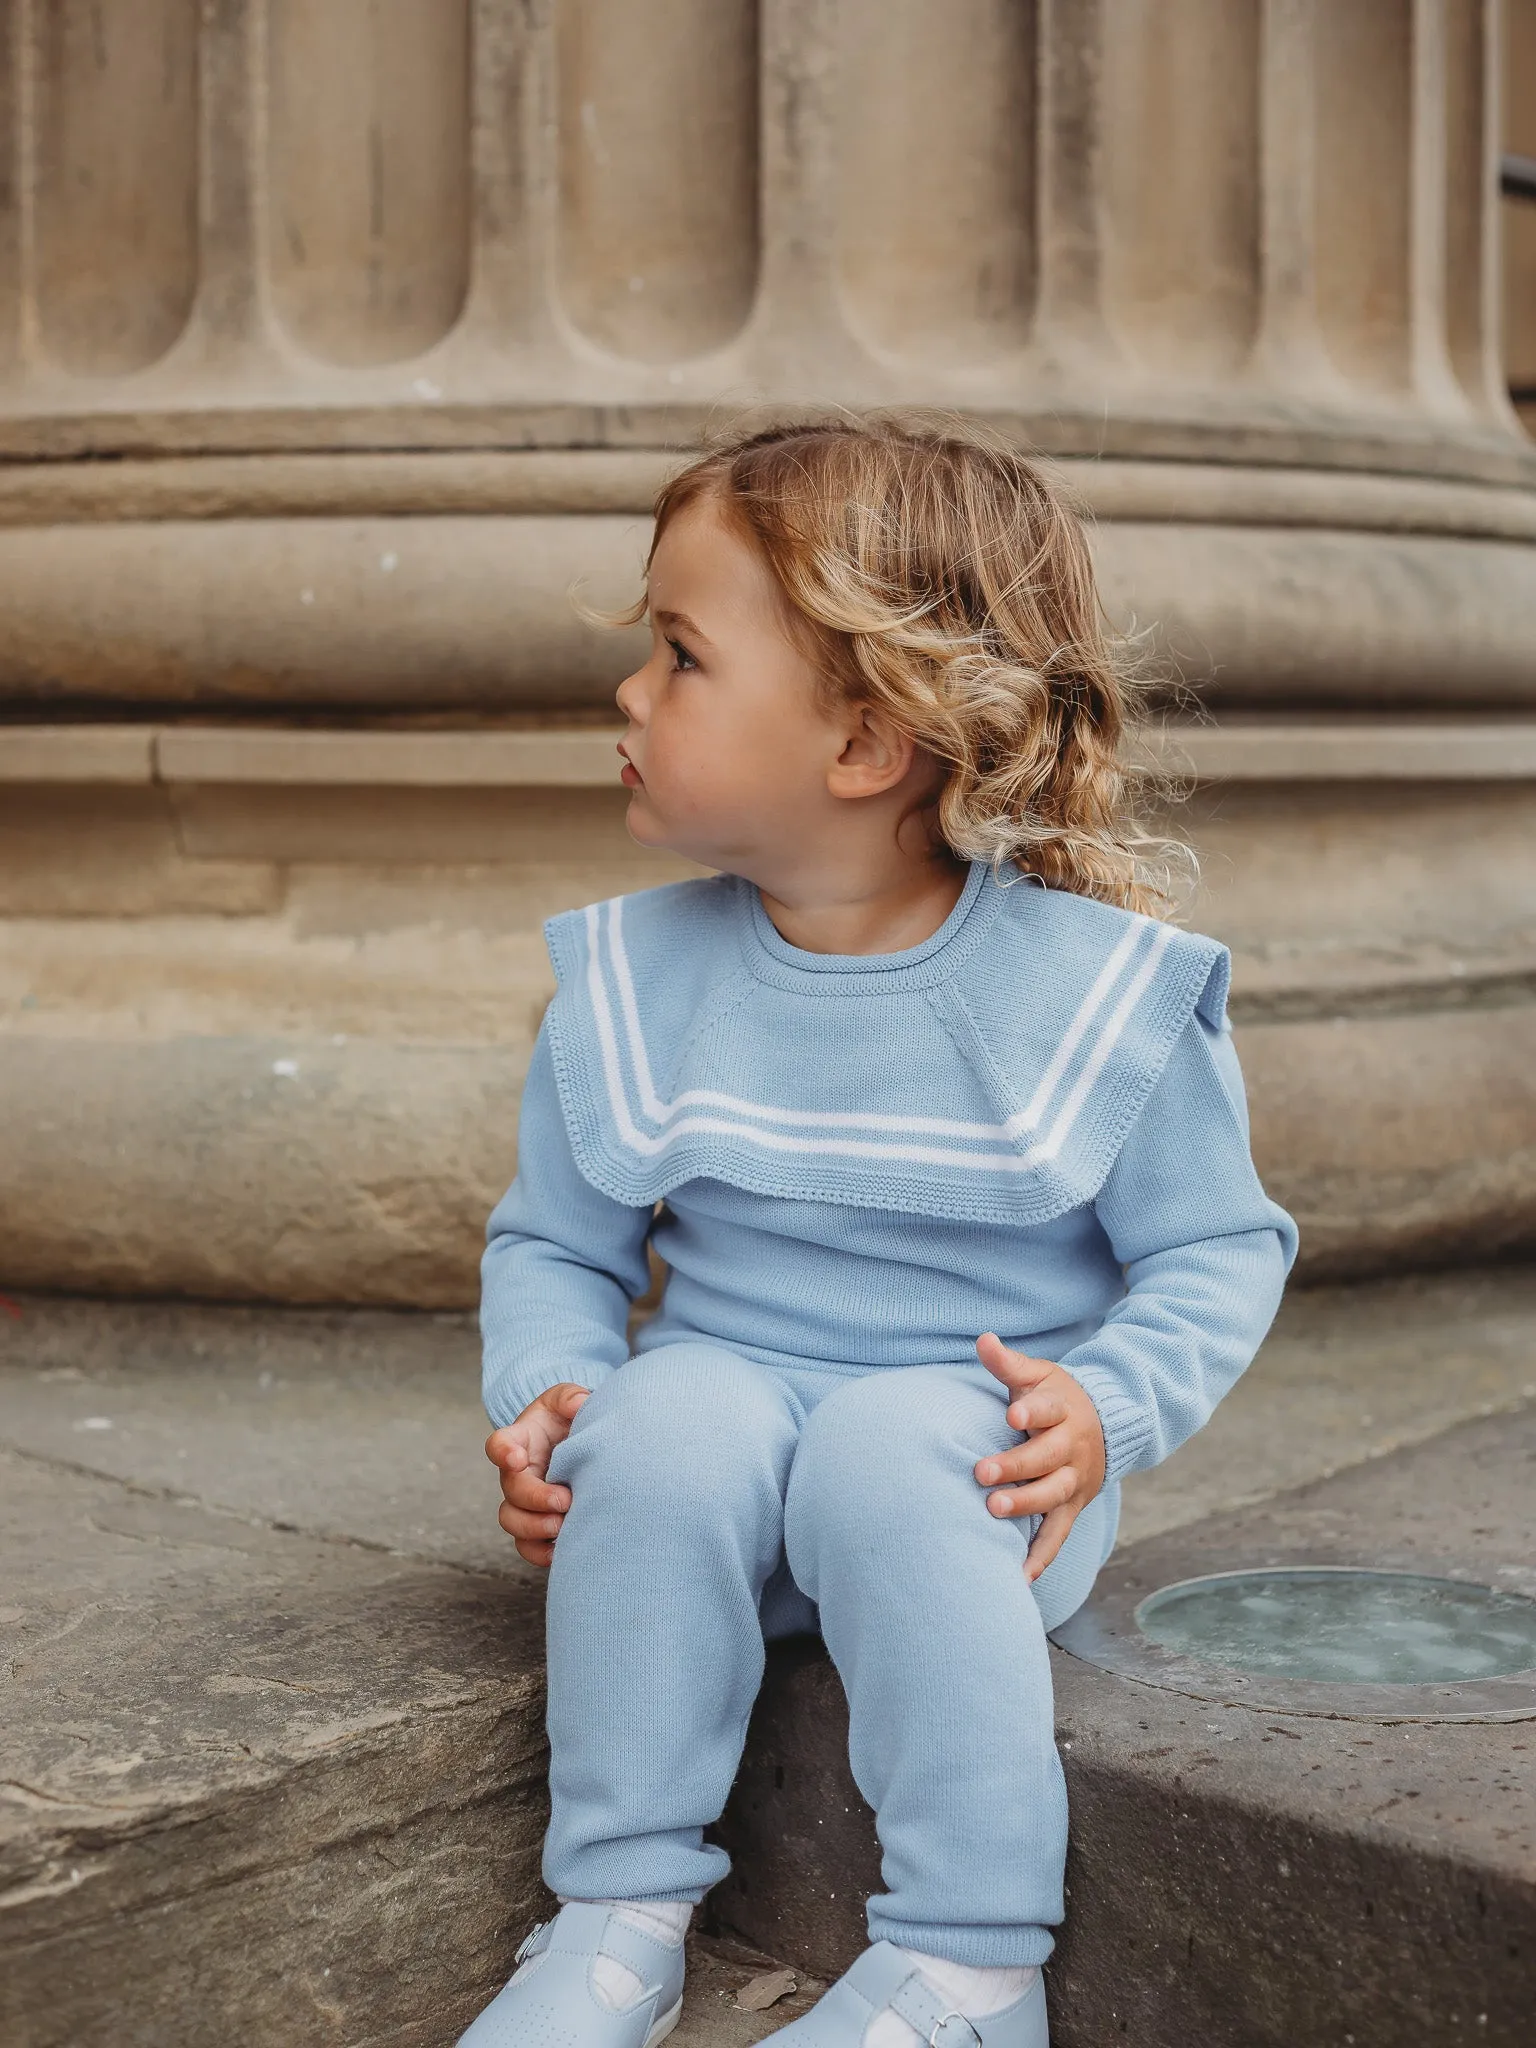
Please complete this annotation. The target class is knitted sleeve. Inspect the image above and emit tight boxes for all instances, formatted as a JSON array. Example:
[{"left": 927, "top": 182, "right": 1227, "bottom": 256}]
[
  {"left": 1055, "top": 1010, "right": 1298, "bottom": 1486},
  {"left": 480, "top": 1023, "right": 655, "bottom": 1427}
]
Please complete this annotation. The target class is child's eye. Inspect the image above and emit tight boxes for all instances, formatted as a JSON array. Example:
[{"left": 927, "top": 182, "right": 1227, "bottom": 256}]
[{"left": 666, "top": 637, "right": 699, "bottom": 673}]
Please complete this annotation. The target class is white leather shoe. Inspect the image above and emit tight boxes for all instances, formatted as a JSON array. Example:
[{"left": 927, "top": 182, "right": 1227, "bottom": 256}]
[
  {"left": 764, "top": 1943, "right": 1047, "bottom": 2048},
  {"left": 457, "top": 1901, "right": 686, "bottom": 2048}
]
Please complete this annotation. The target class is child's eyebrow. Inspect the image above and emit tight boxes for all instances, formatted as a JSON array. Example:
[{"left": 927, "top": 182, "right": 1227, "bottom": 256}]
[{"left": 653, "top": 607, "right": 712, "bottom": 646}]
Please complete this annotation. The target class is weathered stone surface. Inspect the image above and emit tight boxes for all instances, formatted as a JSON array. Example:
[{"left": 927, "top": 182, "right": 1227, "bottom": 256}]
[
  {"left": 3, "top": 513, "right": 1535, "bottom": 711},
  {"left": 5, "top": 1267, "right": 1536, "bottom": 1564},
  {"left": 1183, "top": 779, "right": 1536, "bottom": 985},
  {"left": 4, "top": 754, "right": 1534, "bottom": 1307},
  {"left": 0, "top": 0, "right": 1532, "bottom": 1341},
  {"left": 1094, "top": 522, "right": 1536, "bottom": 707},
  {"left": 0, "top": 515, "right": 651, "bottom": 712},
  {"left": 0, "top": 1449, "right": 550, "bottom": 2048},
  {"left": 0, "top": 785, "right": 283, "bottom": 919},
  {"left": 671, "top": 1934, "right": 827, "bottom": 2047},
  {"left": 6, "top": 995, "right": 1535, "bottom": 1304},
  {"left": 1116, "top": 1262, "right": 1536, "bottom": 1545},
  {"left": 0, "top": 1303, "right": 837, "bottom": 2048},
  {"left": 1, "top": 3, "right": 1532, "bottom": 2036},
  {"left": 0, "top": 1296, "right": 511, "bottom": 1575},
  {"left": 6, "top": 1281, "right": 1536, "bottom": 2042},
  {"left": 0, "top": 1033, "right": 522, "bottom": 1307},
  {"left": 1241, "top": 1000, "right": 1536, "bottom": 1275},
  {"left": 0, "top": 1418, "right": 820, "bottom": 2047},
  {"left": 710, "top": 1405, "right": 1536, "bottom": 2047},
  {"left": 0, "top": 3, "right": 1530, "bottom": 714},
  {"left": 5, "top": 1282, "right": 1536, "bottom": 2042}
]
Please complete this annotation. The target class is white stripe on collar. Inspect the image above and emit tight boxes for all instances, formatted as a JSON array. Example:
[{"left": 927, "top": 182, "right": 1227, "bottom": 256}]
[{"left": 582, "top": 896, "right": 1172, "bottom": 1173}]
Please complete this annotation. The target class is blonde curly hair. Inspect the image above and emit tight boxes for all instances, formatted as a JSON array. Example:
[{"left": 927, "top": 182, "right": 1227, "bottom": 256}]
[{"left": 628, "top": 414, "right": 1183, "bottom": 918}]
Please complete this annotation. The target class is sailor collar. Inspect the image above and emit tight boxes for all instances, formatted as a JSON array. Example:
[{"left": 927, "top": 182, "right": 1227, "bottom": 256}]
[{"left": 541, "top": 864, "right": 1228, "bottom": 1228}]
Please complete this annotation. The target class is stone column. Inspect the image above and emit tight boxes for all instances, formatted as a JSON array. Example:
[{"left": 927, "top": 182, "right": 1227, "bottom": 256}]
[
  {"left": 1506, "top": 0, "right": 1536, "bottom": 430},
  {"left": 1, "top": 0, "right": 1533, "bottom": 1302}
]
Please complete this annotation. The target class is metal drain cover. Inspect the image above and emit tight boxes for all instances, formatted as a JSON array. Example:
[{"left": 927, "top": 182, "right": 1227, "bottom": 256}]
[
  {"left": 1051, "top": 1563, "right": 1536, "bottom": 1722},
  {"left": 1135, "top": 1568, "right": 1536, "bottom": 1685}
]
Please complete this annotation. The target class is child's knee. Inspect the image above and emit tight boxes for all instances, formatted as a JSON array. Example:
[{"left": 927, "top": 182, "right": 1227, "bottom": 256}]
[
  {"left": 798, "top": 1365, "right": 1008, "bottom": 1475},
  {"left": 554, "top": 1342, "right": 796, "bottom": 1503},
  {"left": 787, "top": 1365, "right": 1011, "bottom": 1538}
]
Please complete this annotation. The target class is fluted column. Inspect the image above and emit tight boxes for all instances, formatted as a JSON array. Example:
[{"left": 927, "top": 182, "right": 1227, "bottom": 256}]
[
  {"left": 0, "top": 0, "right": 1529, "bottom": 711},
  {"left": 1507, "top": 0, "right": 1536, "bottom": 431}
]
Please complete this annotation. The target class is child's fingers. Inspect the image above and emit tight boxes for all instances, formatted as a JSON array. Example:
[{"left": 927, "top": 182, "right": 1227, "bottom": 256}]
[
  {"left": 1024, "top": 1504, "right": 1078, "bottom": 1581},
  {"left": 975, "top": 1332, "right": 1056, "bottom": 1394},
  {"left": 1005, "top": 1389, "right": 1069, "bottom": 1434},
  {"left": 502, "top": 1466, "right": 571, "bottom": 1514},
  {"left": 975, "top": 1426, "right": 1071, "bottom": 1488},
  {"left": 485, "top": 1426, "right": 529, "bottom": 1470},
  {"left": 986, "top": 1466, "right": 1079, "bottom": 1519},
  {"left": 493, "top": 1423, "right": 567, "bottom": 1480},
  {"left": 485, "top": 1387, "right": 589, "bottom": 1472},
  {"left": 499, "top": 1498, "right": 565, "bottom": 1544},
  {"left": 514, "top": 1537, "right": 557, "bottom": 1569}
]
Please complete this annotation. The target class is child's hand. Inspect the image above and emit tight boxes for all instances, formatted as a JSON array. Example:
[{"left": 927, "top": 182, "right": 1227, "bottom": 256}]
[
  {"left": 485, "top": 1383, "right": 591, "bottom": 1568},
  {"left": 972, "top": 1333, "right": 1107, "bottom": 1582}
]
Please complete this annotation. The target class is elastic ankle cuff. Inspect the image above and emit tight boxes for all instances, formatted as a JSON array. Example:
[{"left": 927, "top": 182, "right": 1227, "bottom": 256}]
[{"left": 869, "top": 1921, "right": 1054, "bottom": 1970}]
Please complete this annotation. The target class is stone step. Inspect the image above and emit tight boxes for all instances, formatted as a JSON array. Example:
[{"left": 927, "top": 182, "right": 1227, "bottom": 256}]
[
  {"left": 714, "top": 1407, "right": 1536, "bottom": 2046},
  {"left": 3, "top": 1272, "right": 1535, "bottom": 2045},
  {"left": 0, "top": 1431, "right": 824, "bottom": 2048},
  {"left": 673, "top": 1937, "right": 827, "bottom": 2047},
  {"left": 0, "top": 1444, "right": 548, "bottom": 2046}
]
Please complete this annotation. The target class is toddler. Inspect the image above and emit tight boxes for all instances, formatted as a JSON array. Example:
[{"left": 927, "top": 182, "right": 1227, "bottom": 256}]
[{"left": 459, "top": 418, "right": 1296, "bottom": 2048}]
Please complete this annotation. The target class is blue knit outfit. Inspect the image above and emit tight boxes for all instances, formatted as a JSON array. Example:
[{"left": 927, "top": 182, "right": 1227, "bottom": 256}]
[{"left": 482, "top": 860, "right": 1296, "bottom": 1968}]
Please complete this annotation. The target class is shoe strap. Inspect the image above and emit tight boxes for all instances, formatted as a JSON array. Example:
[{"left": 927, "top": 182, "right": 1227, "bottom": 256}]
[
  {"left": 889, "top": 1973, "right": 985, "bottom": 2048},
  {"left": 595, "top": 1911, "right": 683, "bottom": 1991},
  {"left": 546, "top": 1901, "right": 616, "bottom": 1954}
]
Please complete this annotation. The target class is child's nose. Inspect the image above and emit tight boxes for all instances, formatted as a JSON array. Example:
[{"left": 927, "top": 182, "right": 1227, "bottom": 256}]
[{"left": 615, "top": 668, "right": 647, "bottom": 724}]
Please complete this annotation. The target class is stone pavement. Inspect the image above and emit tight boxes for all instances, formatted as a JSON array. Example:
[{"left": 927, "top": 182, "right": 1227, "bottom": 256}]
[{"left": 2, "top": 1268, "right": 1534, "bottom": 2045}]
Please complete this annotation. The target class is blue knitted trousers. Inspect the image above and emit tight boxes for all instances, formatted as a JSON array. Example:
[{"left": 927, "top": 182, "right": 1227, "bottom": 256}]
[{"left": 542, "top": 1340, "right": 1117, "bottom": 1968}]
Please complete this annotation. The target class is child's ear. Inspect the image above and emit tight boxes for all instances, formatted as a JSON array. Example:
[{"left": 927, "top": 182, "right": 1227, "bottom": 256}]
[{"left": 826, "top": 706, "right": 917, "bottom": 800}]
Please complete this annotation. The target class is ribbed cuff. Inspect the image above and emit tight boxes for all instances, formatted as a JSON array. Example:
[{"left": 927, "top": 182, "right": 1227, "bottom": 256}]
[
  {"left": 483, "top": 1355, "right": 615, "bottom": 1430},
  {"left": 868, "top": 1913, "right": 1055, "bottom": 1970},
  {"left": 1057, "top": 1361, "right": 1154, "bottom": 1488}
]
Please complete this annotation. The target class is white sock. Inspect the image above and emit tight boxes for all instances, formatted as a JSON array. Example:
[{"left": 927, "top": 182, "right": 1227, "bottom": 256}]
[
  {"left": 520, "top": 1896, "right": 690, "bottom": 2012},
  {"left": 865, "top": 1947, "right": 1039, "bottom": 2048}
]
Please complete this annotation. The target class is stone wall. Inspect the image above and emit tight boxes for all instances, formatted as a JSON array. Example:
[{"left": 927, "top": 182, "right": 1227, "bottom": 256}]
[{"left": 1, "top": 0, "right": 1534, "bottom": 1305}]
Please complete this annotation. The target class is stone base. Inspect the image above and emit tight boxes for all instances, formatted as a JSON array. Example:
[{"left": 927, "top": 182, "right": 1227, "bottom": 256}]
[
  {"left": 3, "top": 722, "right": 1534, "bottom": 1302},
  {"left": 2, "top": 483, "right": 1535, "bottom": 713}
]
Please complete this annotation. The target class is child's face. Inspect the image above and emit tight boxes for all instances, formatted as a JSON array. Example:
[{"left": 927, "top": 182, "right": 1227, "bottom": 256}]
[{"left": 614, "top": 497, "right": 871, "bottom": 878}]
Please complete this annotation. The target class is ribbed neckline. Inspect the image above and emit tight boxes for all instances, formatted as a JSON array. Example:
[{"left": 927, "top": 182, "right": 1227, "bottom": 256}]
[{"left": 740, "top": 859, "right": 1008, "bottom": 993}]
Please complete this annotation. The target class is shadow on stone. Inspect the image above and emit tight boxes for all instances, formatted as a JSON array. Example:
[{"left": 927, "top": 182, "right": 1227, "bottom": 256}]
[{"left": 707, "top": 1636, "right": 878, "bottom": 1978}]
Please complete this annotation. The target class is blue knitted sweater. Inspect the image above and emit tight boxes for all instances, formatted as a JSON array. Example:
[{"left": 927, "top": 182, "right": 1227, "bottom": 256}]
[{"left": 482, "top": 861, "right": 1297, "bottom": 1491}]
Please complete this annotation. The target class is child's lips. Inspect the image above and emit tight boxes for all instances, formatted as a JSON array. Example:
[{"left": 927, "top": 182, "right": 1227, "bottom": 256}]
[{"left": 618, "top": 745, "right": 643, "bottom": 789}]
